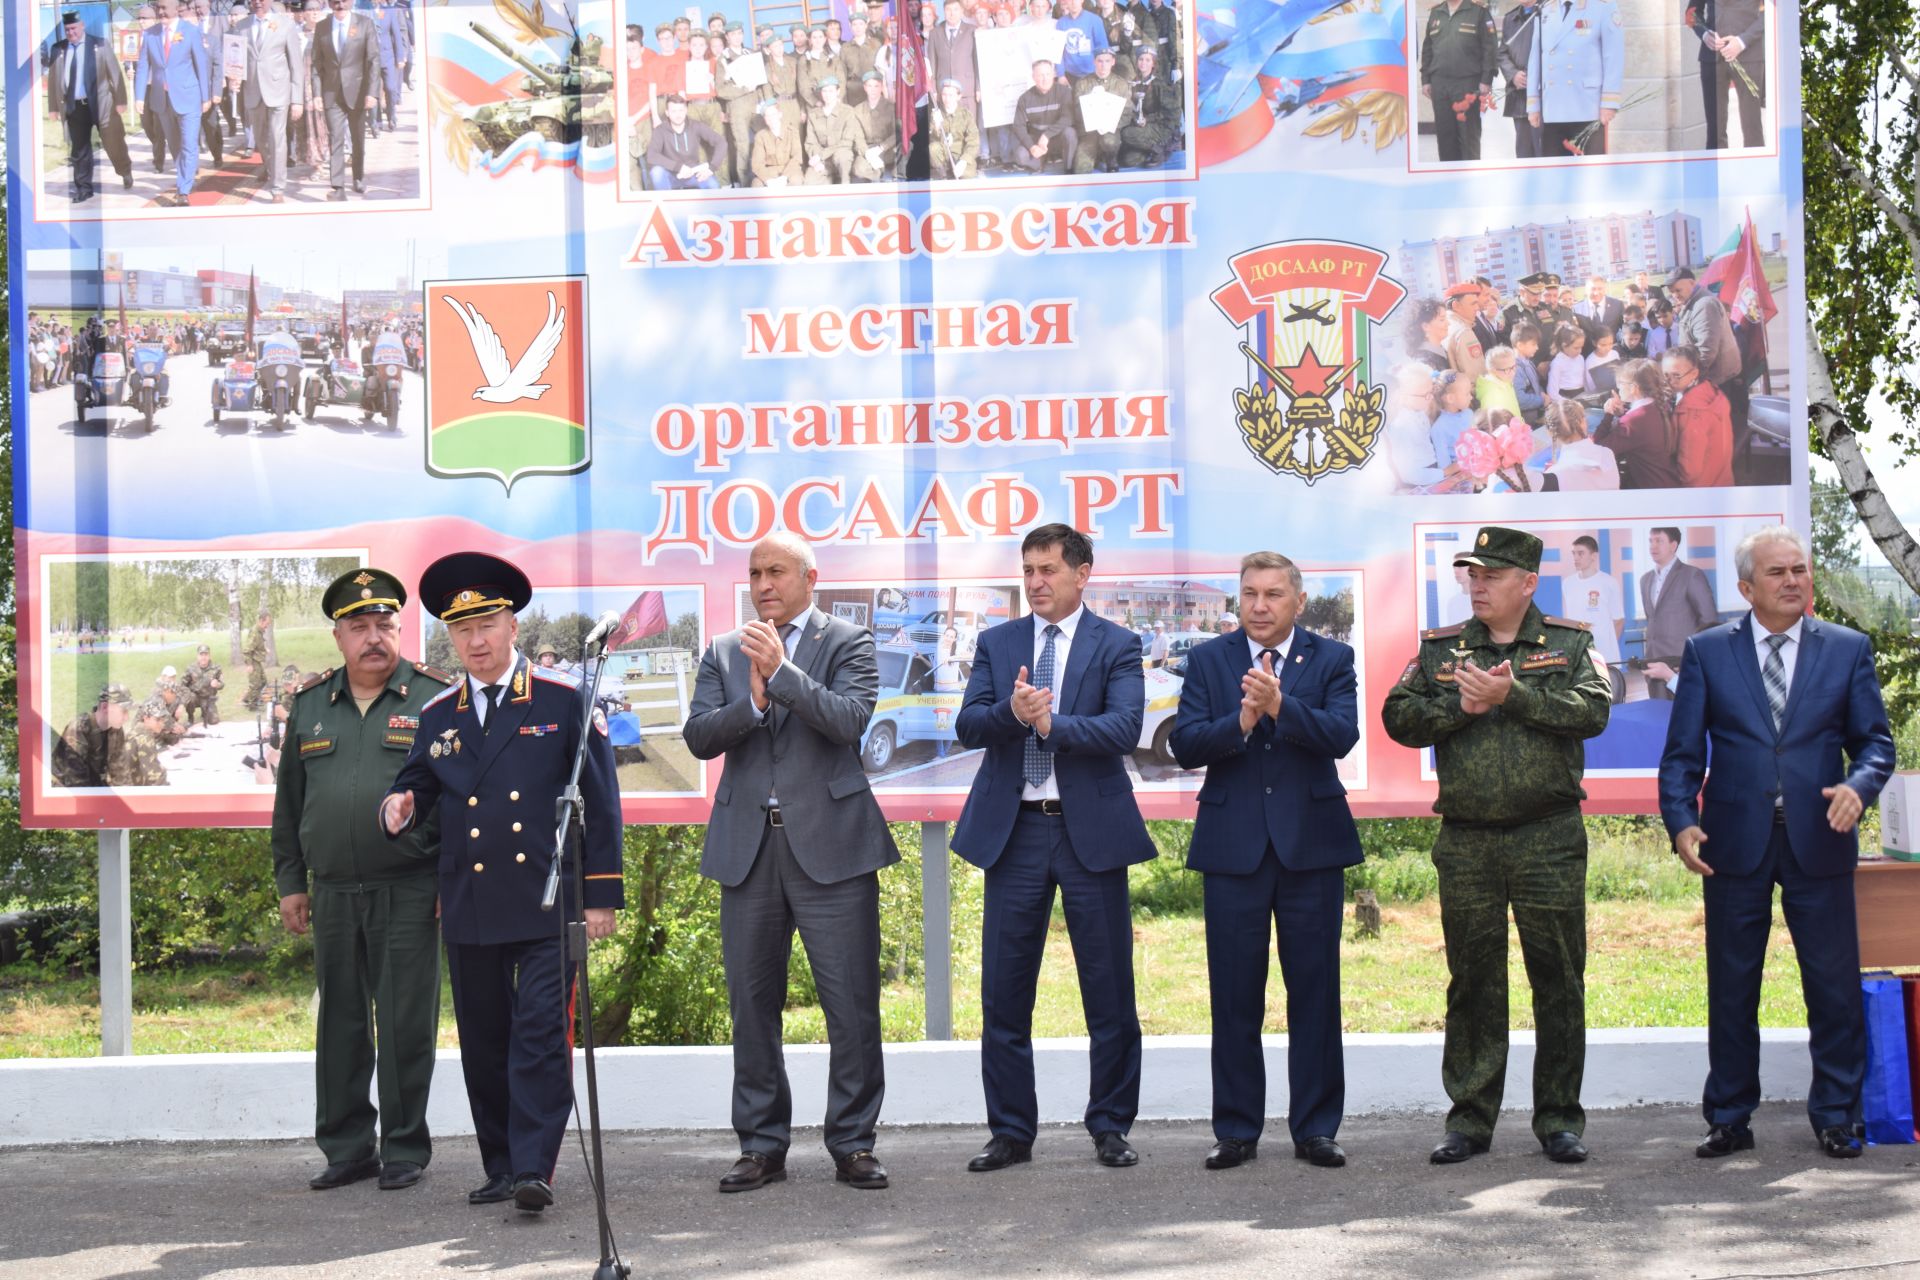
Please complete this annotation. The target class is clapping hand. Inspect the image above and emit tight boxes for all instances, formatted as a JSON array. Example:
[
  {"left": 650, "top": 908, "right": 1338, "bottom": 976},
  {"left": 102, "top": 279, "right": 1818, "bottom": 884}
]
[
  {"left": 740, "top": 619, "right": 784, "bottom": 710},
  {"left": 1238, "top": 651, "right": 1281, "bottom": 735},
  {"left": 1011, "top": 664, "right": 1053, "bottom": 737},
  {"left": 1455, "top": 659, "right": 1513, "bottom": 715}
]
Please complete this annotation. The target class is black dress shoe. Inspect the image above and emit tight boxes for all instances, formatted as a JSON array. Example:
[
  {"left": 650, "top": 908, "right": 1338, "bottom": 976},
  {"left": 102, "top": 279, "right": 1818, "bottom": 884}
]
[
  {"left": 378, "top": 1161, "right": 424, "bottom": 1190},
  {"left": 1696, "top": 1125, "right": 1755, "bottom": 1158},
  {"left": 834, "top": 1150, "right": 889, "bottom": 1190},
  {"left": 1294, "top": 1136, "right": 1347, "bottom": 1168},
  {"left": 718, "top": 1151, "right": 786, "bottom": 1192},
  {"left": 1542, "top": 1131, "right": 1589, "bottom": 1164},
  {"left": 1094, "top": 1131, "right": 1138, "bottom": 1168},
  {"left": 1429, "top": 1132, "right": 1490, "bottom": 1165},
  {"left": 967, "top": 1136, "right": 1032, "bottom": 1172},
  {"left": 468, "top": 1173, "right": 514, "bottom": 1204},
  {"left": 1204, "top": 1138, "right": 1257, "bottom": 1170},
  {"left": 308, "top": 1155, "right": 381, "bottom": 1190},
  {"left": 1819, "top": 1126, "right": 1863, "bottom": 1159},
  {"left": 511, "top": 1174, "right": 553, "bottom": 1211}
]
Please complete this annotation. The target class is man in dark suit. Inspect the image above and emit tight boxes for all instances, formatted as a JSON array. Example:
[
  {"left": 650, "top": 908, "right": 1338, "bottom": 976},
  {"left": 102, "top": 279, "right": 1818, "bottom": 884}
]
[
  {"left": 1496, "top": 0, "right": 1542, "bottom": 157},
  {"left": 1572, "top": 275, "right": 1626, "bottom": 345},
  {"left": 1659, "top": 525, "right": 1894, "bottom": 1159},
  {"left": 382, "top": 552, "right": 624, "bottom": 1214},
  {"left": 1693, "top": 0, "right": 1764, "bottom": 149},
  {"left": 683, "top": 533, "right": 898, "bottom": 1194},
  {"left": 49, "top": 11, "right": 134, "bottom": 201},
  {"left": 1169, "top": 551, "right": 1362, "bottom": 1172},
  {"left": 928, "top": 0, "right": 979, "bottom": 113},
  {"left": 953, "top": 523, "right": 1157, "bottom": 1173},
  {"left": 1639, "top": 525, "right": 1720, "bottom": 700},
  {"left": 314, "top": 0, "right": 378, "bottom": 199}
]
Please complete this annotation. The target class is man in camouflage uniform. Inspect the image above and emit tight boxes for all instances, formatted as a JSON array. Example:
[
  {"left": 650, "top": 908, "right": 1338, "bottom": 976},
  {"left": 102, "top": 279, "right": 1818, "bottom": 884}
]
[
  {"left": 150, "top": 668, "right": 192, "bottom": 745},
  {"left": 1381, "top": 526, "right": 1611, "bottom": 1166},
  {"left": 1115, "top": 47, "right": 1180, "bottom": 169},
  {"left": 804, "top": 75, "right": 864, "bottom": 183},
  {"left": 929, "top": 77, "right": 980, "bottom": 178},
  {"left": 850, "top": 70, "right": 897, "bottom": 180},
  {"left": 1072, "top": 47, "right": 1132, "bottom": 174},
  {"left": 115, "top": 700, "right": 173, "bottom": 786},
  {"left": 1418, "top": 0, "right": 1497, "bottom": 162},
  {"left": 244, "top": 610, "right": 274, "bottom": 710},
  {"left": 52, "top": 683, "right": 133, "bottom": 787},
  {"left": 181, "top": 644, "right": 224, "bottom": 725}
]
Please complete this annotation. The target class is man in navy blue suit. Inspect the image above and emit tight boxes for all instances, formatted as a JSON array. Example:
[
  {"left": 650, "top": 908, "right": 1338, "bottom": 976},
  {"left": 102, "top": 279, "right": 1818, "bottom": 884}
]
[
  {"left": 1170, "top": 551, "right": 1362, "bottom": 1172},
  {"left": 382, "top": 552, "right": 624, "bottom": 1212},
  {"left": 953, "top": 523, "right": 1157, "bottom": 1173},
  {"left": 1659, "top": 525, "right": 1895, "bottom": 1160}
]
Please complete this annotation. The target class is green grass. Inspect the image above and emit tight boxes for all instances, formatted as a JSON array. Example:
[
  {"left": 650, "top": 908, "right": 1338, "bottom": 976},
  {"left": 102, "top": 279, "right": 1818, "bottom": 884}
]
[
  {"left": 48, "top": 627, "right": 348, "bottom": 728},
  {"left": 428, "top": 411, "right": 587, "bottom": 480}
]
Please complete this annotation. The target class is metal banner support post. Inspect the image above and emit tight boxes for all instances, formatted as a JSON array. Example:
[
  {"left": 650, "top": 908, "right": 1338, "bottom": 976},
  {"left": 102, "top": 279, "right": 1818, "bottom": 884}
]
[
  {"left": 97, "top": 829, "right": 132, "bottom": 1057},
  {"left": 920, "top": 820, "right": 952, "bottom": 1041}
]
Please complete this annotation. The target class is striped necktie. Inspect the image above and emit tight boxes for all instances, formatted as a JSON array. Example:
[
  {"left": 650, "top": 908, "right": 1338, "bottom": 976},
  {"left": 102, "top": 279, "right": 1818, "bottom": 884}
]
[
  {"left": 1761, "top": 633, "right": 1788, "bottom": 732},
  {"left": 1022, "top": 624, "right": 1059, "bottom": 787}
]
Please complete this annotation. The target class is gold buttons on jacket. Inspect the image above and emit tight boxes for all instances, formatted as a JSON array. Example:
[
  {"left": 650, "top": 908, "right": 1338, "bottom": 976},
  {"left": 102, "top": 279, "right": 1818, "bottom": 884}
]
[
  {"left": 467, "top": 796, "right": 478, "bottom": 807},
  {"left": 516, "top": 853, "right": 526, "bottom": 863},
  {"left": 473, "top": 862, "right": 484, "bottom": 873},
  {"left": 470, "top": 827, "right": 480, "bottom": 838},
  {"left": 512, "top": 822, "right": 522, "bottom": 832},
  {"left": 510, "top": 790, "right": 520, "bottom": 801}
]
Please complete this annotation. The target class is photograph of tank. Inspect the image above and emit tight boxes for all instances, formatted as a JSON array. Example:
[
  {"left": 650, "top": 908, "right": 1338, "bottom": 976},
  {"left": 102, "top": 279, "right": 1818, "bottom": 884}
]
[{"left": 38, "top": 550, "right": 368, "bottom": 791}]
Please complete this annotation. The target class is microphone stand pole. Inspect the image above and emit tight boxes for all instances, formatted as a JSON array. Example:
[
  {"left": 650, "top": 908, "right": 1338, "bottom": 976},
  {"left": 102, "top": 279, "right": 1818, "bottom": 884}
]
[{"left": 542, "top": 640, "right": 627, "bottom": 1280}]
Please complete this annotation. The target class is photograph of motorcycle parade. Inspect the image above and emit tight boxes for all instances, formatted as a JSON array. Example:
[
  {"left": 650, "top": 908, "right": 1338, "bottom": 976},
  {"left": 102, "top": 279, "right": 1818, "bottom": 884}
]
[
  {"left": 730, "top": 571, "right": 1364, "bottom": 791},
  {"left": 420, "top": 583, "right": 707, "bottom": 796},
  {"left": 22, "top": 243, "right": 431, "bottom": 452},
  {"left": 26, "top": 0, "right": 427, "bottom": 217},
  {"left": 39, "top": 552, "right": 371, "bottom": 791}
]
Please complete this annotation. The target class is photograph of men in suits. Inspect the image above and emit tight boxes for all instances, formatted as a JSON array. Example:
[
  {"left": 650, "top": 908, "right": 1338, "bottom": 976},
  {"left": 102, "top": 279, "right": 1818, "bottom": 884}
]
[
  {"left": 952, "top": 523, "right": 1157, "bottom": 1174},
  {"left": 1572, "top": 275, "right": 1626, "bottom": 345},
  {"left": 48, "top": 11, "right": 134, "bottom": 202},
  {"left": 682, "top": 533, "right": 898, "bottom": 1194},
  {"left": 1658, "top": 526, "right": 1895, "bottom": 1159},
  {"left": 1169, "top": 551, "right": 1362, "bottom": 1172},
  {"left": 1639, "top": 526, "right": 1719, "bottom": 700},
  {"left": 133, "top": 0, "right": 213, "bottom": 206},
  {"left": 231, "top": 0, "right": 306, "bottom": 203},
  {"left": 314, "top": 0, "right": 379, "bottom": 198},
  {"left": 1695, "top": 0, "right": 1765, "bottom": 149}
]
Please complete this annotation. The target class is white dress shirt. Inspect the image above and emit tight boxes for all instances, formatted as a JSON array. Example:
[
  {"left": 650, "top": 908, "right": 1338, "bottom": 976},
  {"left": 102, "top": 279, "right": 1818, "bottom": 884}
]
[
  {"left": 1020, "top": 604, "right": 1084, "bottom": 802},
  {"left": 1753, "top": 613, "right": 1802, "bottom": 697},
  {"left": 467, "top": 654, "right": 523, "bottom": 726}
]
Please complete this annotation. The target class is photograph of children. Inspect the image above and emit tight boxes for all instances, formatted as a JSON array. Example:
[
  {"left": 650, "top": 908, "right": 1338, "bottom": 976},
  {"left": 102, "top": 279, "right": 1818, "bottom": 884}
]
[
  {"left": 614, "top": 0, "right": 1190, "bottom": 194},
  {"left": 731, "top": 578, "right": 1020, "bottom": 784},
  {"left": 1385, "top": 202, "right": 1789, "bottom": 493},
  {"left": 1411, "top": 0, "right": 1770, "bottom": 166},
  {"left": 1415, "top": 514, "right": 1782, "bottom": 771},
  {"left": 29, "top": 0, "right": 425, "bottom": 219},
  {"left": 40, "top": 551, "right": 369, "bottom": 791},
  {"left": 423, "top": 583, "right": 707, "bottom": 796}
]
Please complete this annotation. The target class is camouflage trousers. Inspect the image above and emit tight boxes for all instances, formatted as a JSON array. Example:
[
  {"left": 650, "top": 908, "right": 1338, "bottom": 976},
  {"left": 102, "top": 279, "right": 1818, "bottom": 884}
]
[
  {"left": 1431, "top": 809, "right": 1587, "bottom": 1144},
  {"left": 245, "top": 660, "right": 266, "bottom": 709}
]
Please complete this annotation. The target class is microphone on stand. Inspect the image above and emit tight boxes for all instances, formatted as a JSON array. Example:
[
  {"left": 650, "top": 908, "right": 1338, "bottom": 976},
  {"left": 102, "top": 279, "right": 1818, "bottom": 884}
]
[{"left": 583, "top": 610, "right": 623, "bottom": 657}]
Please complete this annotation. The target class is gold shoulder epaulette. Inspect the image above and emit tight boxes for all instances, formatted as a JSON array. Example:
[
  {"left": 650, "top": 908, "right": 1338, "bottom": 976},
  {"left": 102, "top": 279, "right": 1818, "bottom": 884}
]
[
  {"left": 413, "top": 663, "right": 457, "bottom": 686},
  {"left": 295, "top": 669, "right": 333, "bottom": 694},
  {"left": 1421, "top": 623, "right": 1467, "bottom": 641},
  {"left": 1542, "top": 615, "right": 1593, "bottom": 632}
]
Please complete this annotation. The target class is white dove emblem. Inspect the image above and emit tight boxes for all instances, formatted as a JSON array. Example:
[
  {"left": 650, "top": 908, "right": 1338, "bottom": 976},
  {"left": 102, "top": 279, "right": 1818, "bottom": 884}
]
[{"left": 443, "top": 290, "right": 567, "bottom": 403}]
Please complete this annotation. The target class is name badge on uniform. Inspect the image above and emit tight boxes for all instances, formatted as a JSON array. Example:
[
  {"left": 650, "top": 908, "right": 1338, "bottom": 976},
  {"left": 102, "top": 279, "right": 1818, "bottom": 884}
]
[
  {"left": 300, "top": 737, "right": 333, "bottom": 755},
  {"left": 1520, "top": 649, "right": 1570, "bottom": 671}
]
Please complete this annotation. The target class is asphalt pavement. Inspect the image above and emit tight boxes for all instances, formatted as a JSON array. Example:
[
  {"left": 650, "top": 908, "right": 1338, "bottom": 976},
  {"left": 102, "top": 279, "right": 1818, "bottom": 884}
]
[{"left": 4, "top": 1106, "right": 1919, "bottom": 1279}]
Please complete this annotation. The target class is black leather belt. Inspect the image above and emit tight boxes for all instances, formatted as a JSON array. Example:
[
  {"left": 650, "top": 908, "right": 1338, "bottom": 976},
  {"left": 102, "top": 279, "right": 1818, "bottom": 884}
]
[
  {"left": 766, "top": 805, "right": 784, "bottom": 828},
  {"left": 1773, "top": 806, "right": 1787, "bottom": 825},
  {"left": 1019, "top": 799, "right": 1064, "bottom": 816}
]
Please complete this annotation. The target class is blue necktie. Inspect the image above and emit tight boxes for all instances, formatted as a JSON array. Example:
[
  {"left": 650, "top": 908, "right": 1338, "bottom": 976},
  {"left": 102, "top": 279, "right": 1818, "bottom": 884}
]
[{"left": 1022, "top": 624, "right": 1060, "bottom": 787}]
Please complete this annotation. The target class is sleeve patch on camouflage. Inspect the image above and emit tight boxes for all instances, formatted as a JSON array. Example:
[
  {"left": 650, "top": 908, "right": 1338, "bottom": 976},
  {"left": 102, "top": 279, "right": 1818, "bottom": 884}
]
[
  {"left": 1591, "top": 651, "right": 1611, "bottom": 677},
  {"left": 1398, "top": 658, "right": 1422, "bottom": 689}
]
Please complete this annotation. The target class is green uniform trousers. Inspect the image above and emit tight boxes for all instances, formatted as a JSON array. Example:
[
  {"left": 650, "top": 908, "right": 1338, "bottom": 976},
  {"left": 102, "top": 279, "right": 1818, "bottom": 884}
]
[
  {"left": 1431, "top": 809, "right": 1586, "bottom": 1143},
  {"left": 312, "top": 876, "right": 442, "bottom": 1166}
]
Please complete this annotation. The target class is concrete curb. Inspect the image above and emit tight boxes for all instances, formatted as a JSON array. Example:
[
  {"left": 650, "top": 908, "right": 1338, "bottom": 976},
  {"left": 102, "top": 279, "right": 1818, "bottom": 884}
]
[{"left": 0, "top": 1028, "right": 1814, "bottom": 1146}]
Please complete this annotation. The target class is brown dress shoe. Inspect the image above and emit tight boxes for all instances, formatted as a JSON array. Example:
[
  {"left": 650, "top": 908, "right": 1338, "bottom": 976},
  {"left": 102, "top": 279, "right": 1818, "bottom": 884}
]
[
  {"left": 834, "top": 1150, "right": 888, "bottom": 1190},
  {"left": 718, "top": 1151, "right": 786, "bottom": 1192}
]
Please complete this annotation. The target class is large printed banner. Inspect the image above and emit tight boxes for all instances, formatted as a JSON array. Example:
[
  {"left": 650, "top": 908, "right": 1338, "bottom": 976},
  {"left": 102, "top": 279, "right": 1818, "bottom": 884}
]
[{"left": 8, "top": 0, "right": 1805, "bottom": 827}]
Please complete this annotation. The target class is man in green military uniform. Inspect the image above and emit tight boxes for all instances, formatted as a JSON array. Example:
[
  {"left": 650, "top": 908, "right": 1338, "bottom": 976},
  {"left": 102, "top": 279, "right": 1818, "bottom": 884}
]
[
  {"left": 150, "top": 668, "right": 192, "bottom": 745},
  {"left": 181, "top": 644, "right": 224, "bottom": 726},
  {"left": 1072, "top": 47, "right": 1132, "bottom": 174},
  {"left": 930, "top": 77, "right": 979, "bottom": 178},
  {"left": 243, "top": 610, "right": 273, "bottom": 710},
  {"left": 1381, "top": 526, "right": 1610, "bottom": 1166},
  {"left": 52, "top": 683, "right": 133, "bottom": 787},
  {"left": 850, "top": 70, "right": 898, "bottom": 181},
  {"left": 804, "top": 74, "right": 865, "bottom": 183},
  {"left": 1418, "top": 0, "right": 1497, "bottom": 162},
  {"left": 115, "top": 700, "right": 173, "bottom": 787},
  {"left": 272, "top": 568, "right": 454, "bottom": 1193}
]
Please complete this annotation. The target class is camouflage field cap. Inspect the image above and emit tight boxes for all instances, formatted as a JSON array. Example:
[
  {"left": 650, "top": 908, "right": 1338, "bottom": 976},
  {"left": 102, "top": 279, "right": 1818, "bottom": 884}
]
[{"left": 1454, "top": 526, "right": 1543, "bottom": 574}]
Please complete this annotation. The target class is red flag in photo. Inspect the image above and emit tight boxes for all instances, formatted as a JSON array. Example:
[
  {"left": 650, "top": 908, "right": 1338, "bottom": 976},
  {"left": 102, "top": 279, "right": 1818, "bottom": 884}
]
[
  {"left": 895, "top": 12, "right": 925, "bottom": 150},
  {"left": 606, "top": 590, "right": 669, "bottom": 650},
  {"left": 1697, "top": 208, "right": 1778, "bottom": 326}
]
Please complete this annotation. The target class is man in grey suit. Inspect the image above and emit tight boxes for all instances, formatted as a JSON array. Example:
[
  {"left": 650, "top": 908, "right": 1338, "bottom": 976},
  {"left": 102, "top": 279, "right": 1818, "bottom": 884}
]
[
  {"left": 683, "top": 532, "right": 900, "bottom": 1195},
  {"left": 1639, "top": 525, "right": 1719, "bottom": 701},
  {"left": 314, "top": 0, "right": 378, "bottom": 198},
  {"left": 48, "top": 11, "right": 135, "bottom": 202},
  {"left": 233, "top": 0, "right": 305, "bottom": 202}
]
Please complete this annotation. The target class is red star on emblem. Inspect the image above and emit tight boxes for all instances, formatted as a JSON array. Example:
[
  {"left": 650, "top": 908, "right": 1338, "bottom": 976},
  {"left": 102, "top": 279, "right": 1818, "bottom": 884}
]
[{"left": 1280, "top": 344, "right": 1344, "bottom": 396}]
